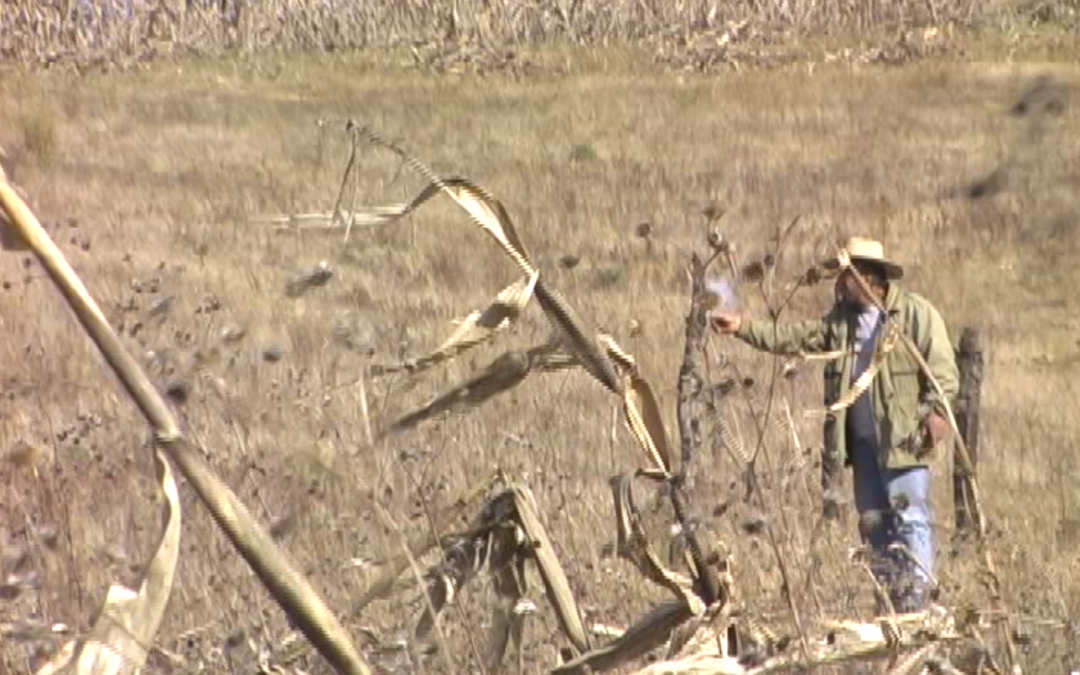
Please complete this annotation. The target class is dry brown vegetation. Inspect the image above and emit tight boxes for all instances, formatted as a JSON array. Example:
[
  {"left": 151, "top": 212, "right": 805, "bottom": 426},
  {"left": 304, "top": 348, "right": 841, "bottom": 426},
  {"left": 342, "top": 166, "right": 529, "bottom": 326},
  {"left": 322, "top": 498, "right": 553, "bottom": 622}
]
[
  {"left": 3, "top": 0, "right": 1079, "bottom": 72},
  {"left": 3, "top": 4, "right": 1080, "bottom": 673}
]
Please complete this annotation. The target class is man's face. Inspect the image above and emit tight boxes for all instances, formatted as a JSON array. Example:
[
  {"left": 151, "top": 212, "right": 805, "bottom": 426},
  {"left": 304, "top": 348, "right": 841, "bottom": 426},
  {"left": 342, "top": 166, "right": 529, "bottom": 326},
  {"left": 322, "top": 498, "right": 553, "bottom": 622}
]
[{"left": 836, "top": 268, "right": 875, "bottom": 309}]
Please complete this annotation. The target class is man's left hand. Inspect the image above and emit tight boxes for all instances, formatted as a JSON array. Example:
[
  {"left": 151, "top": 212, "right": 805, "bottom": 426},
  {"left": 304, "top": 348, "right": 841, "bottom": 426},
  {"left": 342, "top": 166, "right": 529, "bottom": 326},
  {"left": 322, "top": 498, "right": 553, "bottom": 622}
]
[{"left": 924, "top": 412, "right": 952, "bottom": 449}]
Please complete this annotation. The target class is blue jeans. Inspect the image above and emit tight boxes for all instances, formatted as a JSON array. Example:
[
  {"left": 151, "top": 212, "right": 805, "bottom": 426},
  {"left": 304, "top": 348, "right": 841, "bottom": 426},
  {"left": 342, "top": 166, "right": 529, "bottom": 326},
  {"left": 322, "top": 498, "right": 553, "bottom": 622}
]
[{"left": 849, "top": 437, "right": 934, "bottom": 613}]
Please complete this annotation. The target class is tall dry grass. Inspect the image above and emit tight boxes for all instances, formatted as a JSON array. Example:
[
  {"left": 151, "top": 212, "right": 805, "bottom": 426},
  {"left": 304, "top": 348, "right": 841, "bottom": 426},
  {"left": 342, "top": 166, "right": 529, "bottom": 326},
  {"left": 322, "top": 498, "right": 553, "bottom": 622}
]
[
  {"left": 1, "top": 37, "right": 1079, "bottom": 675},
  {"left": 1, "top": 0, "right": 1073, "bottom": 65}
]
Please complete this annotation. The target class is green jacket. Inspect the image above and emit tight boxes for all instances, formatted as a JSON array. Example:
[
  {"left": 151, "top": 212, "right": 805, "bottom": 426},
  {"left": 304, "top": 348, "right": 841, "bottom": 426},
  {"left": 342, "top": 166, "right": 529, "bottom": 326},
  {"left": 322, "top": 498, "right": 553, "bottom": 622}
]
[{"left": 733, "top": 284, "right": 960, "bottom": 474}]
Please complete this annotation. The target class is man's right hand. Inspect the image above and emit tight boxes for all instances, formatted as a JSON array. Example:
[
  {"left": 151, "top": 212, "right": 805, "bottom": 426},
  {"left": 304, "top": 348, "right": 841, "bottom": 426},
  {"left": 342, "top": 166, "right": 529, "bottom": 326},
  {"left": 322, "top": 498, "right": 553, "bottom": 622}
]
[{"left": 709, "top": 311, "right": 743, "bottom": 335}]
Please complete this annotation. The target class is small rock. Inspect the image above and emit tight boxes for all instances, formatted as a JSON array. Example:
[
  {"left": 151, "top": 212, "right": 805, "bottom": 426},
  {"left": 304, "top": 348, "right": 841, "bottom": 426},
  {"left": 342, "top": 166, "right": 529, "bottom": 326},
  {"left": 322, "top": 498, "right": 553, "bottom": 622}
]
[
  {"left": 739, "top": 513, "right": 768, "bottom": 536},
  {"left": 37, "top": 526, "right": 60, "bottom": 550},
  {"left": 221, "top": 324, "right": 246, "bottom": 344},
  {"left": 284, "top": 261, "right": 334, "bottom": 298},
  {"left": 164, "top": 379, "right": 190, "bottom": 404},
  {"left": 146, "top": 295, "right": 173, "bottom": 319}
]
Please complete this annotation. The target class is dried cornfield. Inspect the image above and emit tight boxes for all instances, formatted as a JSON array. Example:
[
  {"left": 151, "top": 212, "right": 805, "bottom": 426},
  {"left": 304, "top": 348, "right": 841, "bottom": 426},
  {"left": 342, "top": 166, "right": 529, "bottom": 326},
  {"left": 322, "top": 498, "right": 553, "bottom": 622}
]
[{"left": 1, "top": 0, "right": 1070, "bottom": 69}]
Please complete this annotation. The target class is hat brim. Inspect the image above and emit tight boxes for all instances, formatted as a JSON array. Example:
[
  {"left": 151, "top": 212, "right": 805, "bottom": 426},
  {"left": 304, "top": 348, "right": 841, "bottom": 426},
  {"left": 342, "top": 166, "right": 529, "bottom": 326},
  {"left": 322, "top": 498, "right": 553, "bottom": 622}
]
[{"left": 821, "top": 255, "right": 904, "bottom": 280}]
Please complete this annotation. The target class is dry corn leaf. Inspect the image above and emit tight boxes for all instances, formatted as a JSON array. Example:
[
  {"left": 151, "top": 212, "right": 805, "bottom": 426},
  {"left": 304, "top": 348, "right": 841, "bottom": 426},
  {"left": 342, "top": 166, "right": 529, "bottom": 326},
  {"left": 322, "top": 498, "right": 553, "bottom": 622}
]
[
  {"left": 528, "top": 347, "right": 581, "bottom": 373},
  {"left": 598, "top": 333, "right": 637, "bottom": 372},
  {"left": 414, "top": 525, "right": 515, "bottom": 644},
  {"left": 830, "top": 359, "right": 882, "bottom": 413},
  {"left": 551, "top": 600, "right": 696, "bottom": 675},
  {"left": 665, "top": 602, "right": 735, "bottom": 661},
  {"left": 382, "top": 341, "right": 578, "bottom": 435},
  {"left": 511, "top": 485, "right": 591, "bottom": 655},
  {"left": 351, "top": 126, "right": 536, "bottom": 277},
  {"left": 628, "top": 608, "right": 963, "bottom": 675},
  {"left": 382, "top": 342, "right": 573, "bottom": 436},
  {"left": 251, "top": 205, "right": 412, "bottom": 230},
  {"left": 598, "top": 334, "right": 674, "bottom": 475},
  {"left": 441, "top": 178, "right": 536, "bottom": 277},
  {"left": 37, "top": 449, "right": 181, "bottom": 675},
  {"left": 407, "top": 484, "right": 586, "bottom": 664},
  {"left": 623, "top": 374, "right": 675, "bottom": 476},
  {"left": 706, "top": 402, "right": 750, "bottom": 467},
  {"left": 409, "top": 490, "right": 524, "bottom": 645},
  {"left": 384, "top": 350, "right": 533, "bottom": 434},
  {"left": 371, "top": 272, "right": 538, "bottom": 378},
  {"left": 884, "top": 643, "right": 937, "bottom": 675},
  {"left": 613, "top": 471, "right": 704, "bottom": 615},
  {"left": 828, "top": 324, "right": 898, "bottom": 414}
]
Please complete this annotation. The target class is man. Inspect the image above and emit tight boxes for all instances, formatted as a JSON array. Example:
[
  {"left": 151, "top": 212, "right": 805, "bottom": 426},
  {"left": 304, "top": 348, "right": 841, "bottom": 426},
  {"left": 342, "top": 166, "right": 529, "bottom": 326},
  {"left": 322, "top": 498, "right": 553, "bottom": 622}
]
[{"left": 709, "top": 237, "right": 959, "bottom": 614}]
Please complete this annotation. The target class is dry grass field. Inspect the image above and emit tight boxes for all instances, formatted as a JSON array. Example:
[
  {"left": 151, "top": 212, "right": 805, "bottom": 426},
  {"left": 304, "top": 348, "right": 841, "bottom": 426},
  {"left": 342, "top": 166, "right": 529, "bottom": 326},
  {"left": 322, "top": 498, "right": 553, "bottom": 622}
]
[{"left": 2, "top": 5, "right": 1080, "bottom": 674}]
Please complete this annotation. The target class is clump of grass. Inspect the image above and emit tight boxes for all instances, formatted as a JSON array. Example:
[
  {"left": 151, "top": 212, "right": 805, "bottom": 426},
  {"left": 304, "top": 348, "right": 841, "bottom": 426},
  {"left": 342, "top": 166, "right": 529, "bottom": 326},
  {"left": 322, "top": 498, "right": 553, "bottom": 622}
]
[
  {"left": 570, "top": 143, "right": 598, "bottom": 162},
  {"left": 17, "top": 108, "right": 59, "bottom": 165},
  {"left": 594, "top": 266, "right": 627, "bottom": 289}
]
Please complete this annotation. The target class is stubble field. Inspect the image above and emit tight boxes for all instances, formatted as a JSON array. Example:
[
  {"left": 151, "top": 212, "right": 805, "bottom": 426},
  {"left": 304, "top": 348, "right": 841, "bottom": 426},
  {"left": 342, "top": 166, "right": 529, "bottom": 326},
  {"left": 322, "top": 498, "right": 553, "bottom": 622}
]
[{"left": 2, "top": 26, "right": 1080, "bottom": 675}]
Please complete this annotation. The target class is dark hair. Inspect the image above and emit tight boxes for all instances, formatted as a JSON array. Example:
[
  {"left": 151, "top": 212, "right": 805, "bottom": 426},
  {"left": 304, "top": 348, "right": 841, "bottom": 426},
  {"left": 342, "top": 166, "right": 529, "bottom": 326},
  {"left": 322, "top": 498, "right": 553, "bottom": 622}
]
[{"left": 852, "top": 260, "right": 889, "bottom": 289}]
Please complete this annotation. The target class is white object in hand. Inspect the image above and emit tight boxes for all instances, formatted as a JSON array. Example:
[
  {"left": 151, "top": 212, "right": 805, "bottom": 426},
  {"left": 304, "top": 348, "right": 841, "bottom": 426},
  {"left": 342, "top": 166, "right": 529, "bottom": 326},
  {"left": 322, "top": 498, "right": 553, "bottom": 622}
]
[{"left": 706, "top": 277, "right": 740, "bottom": 311}]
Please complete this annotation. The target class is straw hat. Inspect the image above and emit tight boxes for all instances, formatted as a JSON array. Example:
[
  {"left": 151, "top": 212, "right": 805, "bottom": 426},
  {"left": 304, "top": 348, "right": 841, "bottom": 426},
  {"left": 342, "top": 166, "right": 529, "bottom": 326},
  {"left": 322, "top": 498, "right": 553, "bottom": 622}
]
[{"left": 823, "top": 236, "right": 904, "bottom": 279}]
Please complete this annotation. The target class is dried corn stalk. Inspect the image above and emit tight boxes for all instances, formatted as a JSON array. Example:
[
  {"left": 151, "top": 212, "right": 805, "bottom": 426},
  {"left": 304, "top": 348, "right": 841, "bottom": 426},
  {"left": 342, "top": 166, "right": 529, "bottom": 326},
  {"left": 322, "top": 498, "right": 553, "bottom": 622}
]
[
  {"left": 273, "top": 473, "right": 506, "bottom": 671},
  {"left": 611, "top": 471, "right": 705, "bottom": 615},
  {"left": 352, "top": 124, "right": 623, "bottom": 394},
  {"left": 628, "top": 605, "right": 966, "bottom": 675},
  {"left": 410, "top": 483, "right": 590, "bottom": 667},
  {"left": 413, "top": 491, "right": 525, "bottom": 647},
  {"left": 347, "top": 123, "right": 725, "bottom": 645},
  {"left": 1, "top": 151, "right": 371, "bottom": 675},
  {"left": 511, "top": 485, "right": 591, "bottom": 654},
  {"left": 538, "top": 470, "right": 733, "bottom": 675},
  {"left": 346, "top": 128, "right": 679, "bottom": 499},
  {"left": 552, "top": 601, "right": 698, "bottom": 675},
  {"left": 399, "top": 477, "right": 983, "bottom": 675},
  {"left": 249, "top": 205, "right": 413, "bottom": 230}
]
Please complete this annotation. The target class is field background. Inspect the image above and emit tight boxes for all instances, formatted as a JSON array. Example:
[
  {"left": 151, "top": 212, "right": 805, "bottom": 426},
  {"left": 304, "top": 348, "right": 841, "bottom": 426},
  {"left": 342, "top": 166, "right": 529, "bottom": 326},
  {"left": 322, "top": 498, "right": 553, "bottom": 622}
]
[{"left": 2, "top": 1, "right": 1080, "bottom": 673}]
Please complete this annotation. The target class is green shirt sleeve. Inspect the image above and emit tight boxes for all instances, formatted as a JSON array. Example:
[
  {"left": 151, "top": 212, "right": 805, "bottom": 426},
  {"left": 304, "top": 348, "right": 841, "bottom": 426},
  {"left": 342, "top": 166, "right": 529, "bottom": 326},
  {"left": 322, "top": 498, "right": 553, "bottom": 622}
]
[{"left": 733, "top": 312, "right": 834, "bottom": 355}]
